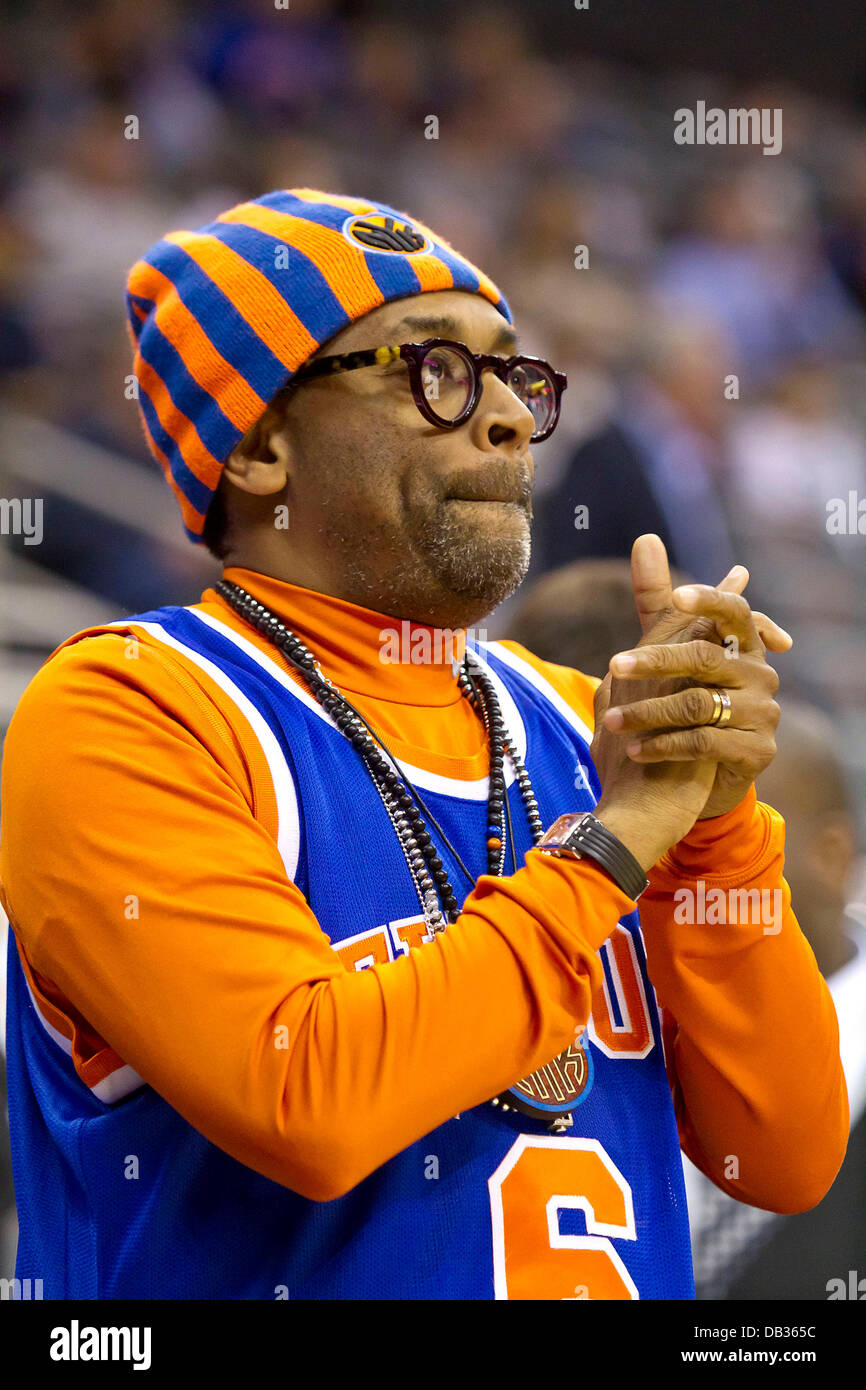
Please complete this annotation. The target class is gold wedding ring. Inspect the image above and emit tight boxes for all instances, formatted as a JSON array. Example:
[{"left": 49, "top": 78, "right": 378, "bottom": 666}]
[{"left": 707, "top": 689, "right": 732, "bottom": 727}]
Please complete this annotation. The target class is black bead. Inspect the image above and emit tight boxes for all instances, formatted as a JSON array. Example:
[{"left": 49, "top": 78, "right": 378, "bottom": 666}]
[{"left": 218, "top": 579, "right": 547, "bottom": 937}]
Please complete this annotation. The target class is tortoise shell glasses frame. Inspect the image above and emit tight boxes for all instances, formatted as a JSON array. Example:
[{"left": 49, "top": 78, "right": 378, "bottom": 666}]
[{"left": 290, "top": 338, "right": 568, "bottom": 442}]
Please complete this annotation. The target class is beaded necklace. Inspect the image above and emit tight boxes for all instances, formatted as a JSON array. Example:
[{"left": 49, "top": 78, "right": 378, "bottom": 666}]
[{"left": 216, "top": 578, "right": 588, "bottom": 1131}]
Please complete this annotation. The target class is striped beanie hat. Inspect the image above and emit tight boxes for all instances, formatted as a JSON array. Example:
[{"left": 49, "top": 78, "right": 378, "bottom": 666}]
[{"left": 126, "top": 188, "right": 512, "bottom": 542}]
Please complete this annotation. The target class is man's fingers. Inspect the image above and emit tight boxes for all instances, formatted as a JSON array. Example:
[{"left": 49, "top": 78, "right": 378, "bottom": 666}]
[
  {"left": 609, "top": 638, "right": 781, "bottom": 691},
  {"left": 632, "top": 542, "right": 752, "bottom": 646},
  {"left": 603, "top": 686, "right": 776, "bottom": 735},
  {"left": 753, "top": 612, "right": 794, "bottom": 652},
  {"left": 623, "top": 726, "right": 768, "bottom": 764},
  {"left": 671, "top": 583, "right": 760, "bottom": 651},
  {"left": 629, "top": 544, "right": 791, "bottom": 656},
  {"left": 716, "top": 564, "right": 750, "bottom": 595},
  {"left": 631, "top": 533, "right": 674, "bottom": 636},
  {"left": 592, "top": 671, "right": 612, "bottom": 722}
]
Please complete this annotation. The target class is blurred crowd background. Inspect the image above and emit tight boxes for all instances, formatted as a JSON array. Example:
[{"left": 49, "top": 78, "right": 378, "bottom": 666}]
[{"left": 1, "top": 0, "right": 865, "bottom": 1300}]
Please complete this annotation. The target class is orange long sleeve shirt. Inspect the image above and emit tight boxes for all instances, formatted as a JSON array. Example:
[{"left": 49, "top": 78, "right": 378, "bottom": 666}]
[{"left": 0, "top": 566, "right": 847, "bottom": 1214}]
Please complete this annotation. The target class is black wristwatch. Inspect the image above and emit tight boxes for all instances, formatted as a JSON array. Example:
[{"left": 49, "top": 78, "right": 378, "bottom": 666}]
[{"left": 537, "top": 811, "right": 649, "bottom": 901}]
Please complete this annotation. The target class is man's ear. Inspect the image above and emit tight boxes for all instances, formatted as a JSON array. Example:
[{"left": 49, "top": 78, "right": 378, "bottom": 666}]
[{"left": 223, "top": 406, "right": 293, "bottom": 497}]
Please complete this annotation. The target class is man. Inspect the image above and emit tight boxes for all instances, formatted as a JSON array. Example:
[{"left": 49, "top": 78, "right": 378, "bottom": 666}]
[{"left": 0, "top": 190, "right": 847, "bottom": 1300}]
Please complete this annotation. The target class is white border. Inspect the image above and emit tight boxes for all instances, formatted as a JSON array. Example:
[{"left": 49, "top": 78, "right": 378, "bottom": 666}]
[
  {"left": 184, "top": 610, "right": 528, "bottom": 800},
  {"left": 480, "top": 640, "right": 594, "bottom": 746},
  {"left": 105, "top": 617, "right": 301, "bottom": 881},
  {"left": 487, "top": 1135, "right": 639, "bottom": 1300},
  {"left": 21, "top": 971, "right": 145, "bottom": 1103}
]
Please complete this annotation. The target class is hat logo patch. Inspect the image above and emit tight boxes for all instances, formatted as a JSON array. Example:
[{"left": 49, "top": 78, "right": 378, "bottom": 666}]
[{"left": 342, "top": 212, "right": 430, "bottom": 255}]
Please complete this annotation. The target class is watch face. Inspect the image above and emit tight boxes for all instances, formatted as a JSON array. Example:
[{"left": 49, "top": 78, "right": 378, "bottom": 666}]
[
  {"left": 542, "top": 813, "right": 590, "bottom": 850},
  {"left": 560, "top": 815, "right": 593, "bottom": 852}
]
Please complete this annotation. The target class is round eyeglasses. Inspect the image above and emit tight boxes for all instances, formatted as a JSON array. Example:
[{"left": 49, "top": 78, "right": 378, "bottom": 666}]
[{"left": 291, "top": 338, "right": 568, "bottom": 442}]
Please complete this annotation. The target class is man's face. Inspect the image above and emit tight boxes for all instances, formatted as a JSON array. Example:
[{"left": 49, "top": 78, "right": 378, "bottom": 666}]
[{"left": 237, "top": 288, "right": 538, "bottom": 628}]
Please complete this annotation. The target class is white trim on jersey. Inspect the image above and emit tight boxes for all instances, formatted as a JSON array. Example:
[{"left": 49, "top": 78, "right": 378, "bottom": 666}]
[
  {"left": 183, "top": 609, "right": 529, "bottom": 801},
  {"left": 20, "top": 969, "right": 145, "bottom": 1104},
  {"left": 104, "top": 617, "right": 302, "bottom": 882},
  {"left": 478, "top": 640, "right": 594, "bottom": 747}
]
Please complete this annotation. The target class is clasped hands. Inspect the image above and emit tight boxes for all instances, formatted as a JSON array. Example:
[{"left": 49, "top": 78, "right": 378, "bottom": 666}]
[{"left": 589, "top": 534, "right": 789, "bottom": 871}]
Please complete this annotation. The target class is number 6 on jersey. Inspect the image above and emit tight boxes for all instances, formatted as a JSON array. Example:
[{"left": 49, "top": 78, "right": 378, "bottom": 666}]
[{"left": 488, "top": 1135, "right": 639, "bottom": 1299}]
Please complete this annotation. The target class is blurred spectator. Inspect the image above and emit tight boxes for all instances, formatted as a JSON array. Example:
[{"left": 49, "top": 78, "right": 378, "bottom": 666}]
[
  {"left": 532, "top": 310, "right": 738, "bottom": 584},
  {"left": 652, "top": 164, "right": 863, "bottom": 385},
  {"left": 501, "top": 556, "right": 687, "bottom": 677},
  {"left": 724, "top": 358, "right": 866, "bottom": 714},
  {"left": 728, "top": 358, "right": 866, "bottom": 548},
  {"left": 825, "top": 128, "right": 866, "bottom": 316}
]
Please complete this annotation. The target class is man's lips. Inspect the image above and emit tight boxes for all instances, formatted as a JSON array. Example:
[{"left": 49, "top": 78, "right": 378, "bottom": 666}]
[{"left": 443, "top": 461, "right": 532, "bottom": 509}]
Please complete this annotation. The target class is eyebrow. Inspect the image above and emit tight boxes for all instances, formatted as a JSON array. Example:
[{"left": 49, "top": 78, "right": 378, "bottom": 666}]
[{"left": 392, "top": 312, "right": 519, "bottom": 354}]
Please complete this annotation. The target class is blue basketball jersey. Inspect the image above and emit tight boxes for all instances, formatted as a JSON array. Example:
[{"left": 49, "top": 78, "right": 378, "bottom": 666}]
[{"left": 5, "top": 603, "right": 695, "bottom": 1299}]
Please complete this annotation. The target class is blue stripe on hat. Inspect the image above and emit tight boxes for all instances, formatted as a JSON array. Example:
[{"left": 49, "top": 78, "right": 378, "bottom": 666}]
[
  {"left": 137, "top": 386, "right": 215, "bottom": 516},
  {"left": 254, "top": 190, "right": 347, "bottom": 222},
  {"left": 126, "top": 293, "right": 152, "bottom": 342},
  {"left": 143, "top": 239, "right": 291, "bottom": 403},
  {"left": 424, "top": 240, "right": 482, "bottom": 296},
  {"left": 136, "top": 319, "right": 242, "bottom": 465},
  {"left": 257, "top": 193, "right": 450, "bottom": 307},
  {"left": 359, "top": 251, "right": 425, "bottom": 301},
  {"left": 193, "top": 218, "right": 351, "bottom": 346}
]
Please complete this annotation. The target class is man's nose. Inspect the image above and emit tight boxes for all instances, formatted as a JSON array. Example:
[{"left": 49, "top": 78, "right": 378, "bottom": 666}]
[{"left": 468, "top": 370, "right": 536, "bottom": 454}]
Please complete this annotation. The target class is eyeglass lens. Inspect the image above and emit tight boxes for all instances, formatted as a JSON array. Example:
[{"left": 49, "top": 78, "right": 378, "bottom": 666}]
[{"left": 419, "top": 345, "right": 556, "bottom": 436}]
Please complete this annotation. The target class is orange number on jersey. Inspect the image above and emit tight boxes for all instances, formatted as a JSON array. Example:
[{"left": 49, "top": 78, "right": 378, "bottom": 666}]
[
  {"left": 488, "top": 1135, "right": 639, "bottom": 1300},
  {"left": 335, "top": 926, "right": 391, "bottom": 971},
  {"left": 589, "top": 924, "right": 653, "bottom": 1059}
]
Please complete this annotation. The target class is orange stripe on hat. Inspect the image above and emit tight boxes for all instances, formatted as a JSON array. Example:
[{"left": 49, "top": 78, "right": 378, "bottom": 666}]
[
  {"left": 165, "top": 229, "right": 318, "bottom": 372},
  {"left": 134, "top": 356, "right": 224, "bottom": 495},
  {"left": 216, "top": 202, "right": 386, "bottom": 320},
  {"left": 404, "top": 253, "right": 455, "bottom": 293},
  {"left": 407, "top": 210, "right": 505, "bottom": 309},
  {"left": 127, "top": 261, "right": 268, "bottom": 431},
  {"left": 124, "top": 318, "right": 209, "bottom": 536},
  {"left": 287, "top": 191, "right": 461, "bottom": 296},
  {"left": 148, "top": 425, "right": 209, "bottom": 537}
]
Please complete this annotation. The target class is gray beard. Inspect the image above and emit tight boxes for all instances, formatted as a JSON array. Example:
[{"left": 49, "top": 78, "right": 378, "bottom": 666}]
[
  {"left": 317, "top": 503, "right": 532, "bottom": 621},
  {"left": 414, "top": 502, "right": 532, "bottom": 609}
]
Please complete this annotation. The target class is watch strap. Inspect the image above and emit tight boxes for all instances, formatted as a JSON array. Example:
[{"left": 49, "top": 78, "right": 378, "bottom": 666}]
[{"left": 540, "top": 811, "right": 649, "bottom": 901}]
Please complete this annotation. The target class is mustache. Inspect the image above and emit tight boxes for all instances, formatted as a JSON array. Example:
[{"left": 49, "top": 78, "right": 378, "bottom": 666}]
[{"left": 443, "top": 461, "right": 533, "bottom": 507}]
